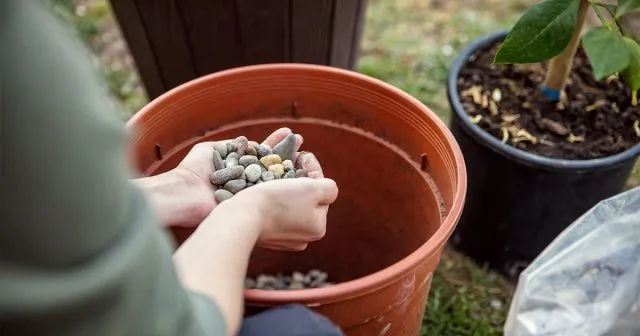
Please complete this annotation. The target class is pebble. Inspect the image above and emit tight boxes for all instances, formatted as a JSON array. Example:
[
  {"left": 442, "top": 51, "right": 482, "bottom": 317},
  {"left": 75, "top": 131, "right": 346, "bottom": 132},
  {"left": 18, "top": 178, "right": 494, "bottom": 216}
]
[
  {"left": 246, "top": 270, "right": 333, "bottom": 290},
  {"left": 210, "top": 166, "right": 244, "bottom": 185},
  {"left": 214, "top": 189, "right": 234, "bottom": 203},
  {"left": 225, "top": 152, "right": 239, "bottom": 167},
  {"left": 283, "top": 170, "right": 296, "bottom": 179},
  {"left": 239, "top": 155, "right": 259, "bottom": 167},
  {"left": 224, "top": 179, "right": 247, "bottom": 194},
  {"left": 214, "top": 142, "right": 228, "bottom": 159},
  {"left": 269, "top": 164, "right": 285, "bottom": 178},
  {"left": 261, "top": 171, "right": 275, "bottom": 182},
  {"left": 212, "top": 150, "right": 225, "bottom": 171},
  {"left": 245, "top": 164, "right": 262, "bottom": 183},
  {"left": 272, "top": 133, "right": 297, "bottom": 161},
  {"left": 259, "top": 154, "right": 282, "bottom": 168},
  {"left": 232, "top": 136, "right": 249, "bottom": 156},
  {"left": 282, "top": 160, "right": 294, "bottom": 171},
  {"left": 247, "top": 182, "right": 255, "bottom": 187},
  {"left": 226, "top": 142, "right": 237, "bottom": 155},
  {"left": 255, "top": 144, "right": 272, "bottom": 158},
  {"left": 295, "top": 169, "right": 308, "bottom": 178},
  {"left": 245, "top": 145, "right": 257, "bottom": 157}
]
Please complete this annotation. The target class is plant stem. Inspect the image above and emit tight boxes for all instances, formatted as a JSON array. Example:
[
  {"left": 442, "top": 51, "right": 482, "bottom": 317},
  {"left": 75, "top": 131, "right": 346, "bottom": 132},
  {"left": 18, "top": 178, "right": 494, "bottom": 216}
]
[
  {"left": 542, "top": 0, "right": 590, "bottom": 96},
  {"left": 589, "top": 0, "right": 613, "bottom": 29}
]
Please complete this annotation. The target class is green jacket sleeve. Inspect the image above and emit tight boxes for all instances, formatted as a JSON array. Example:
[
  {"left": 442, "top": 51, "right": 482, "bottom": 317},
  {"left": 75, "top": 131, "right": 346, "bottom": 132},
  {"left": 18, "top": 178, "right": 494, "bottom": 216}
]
[{"left": 0, "top": 1, "right": 226, "bottom": 335}]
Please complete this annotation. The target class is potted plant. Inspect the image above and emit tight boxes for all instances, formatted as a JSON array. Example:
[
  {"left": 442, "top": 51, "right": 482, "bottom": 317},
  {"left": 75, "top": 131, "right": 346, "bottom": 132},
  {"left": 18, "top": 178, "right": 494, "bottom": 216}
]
[
  {"left": 447, "top": 0, "right": 640, "bottom": 279},
  {"left": 128, "top": 64, "right": 467, "bottom": 335}
]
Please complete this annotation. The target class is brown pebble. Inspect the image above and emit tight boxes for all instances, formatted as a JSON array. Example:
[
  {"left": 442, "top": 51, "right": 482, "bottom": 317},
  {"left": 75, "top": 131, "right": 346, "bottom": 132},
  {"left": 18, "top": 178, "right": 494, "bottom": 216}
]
[
  {"left": 214, "top": 189, "right": 234, "bottom": 203},
  {"left": 283, "top": 170, "right": 296, "bottom": 179},
  {"left": 289, "top": 282, "right": 305, "bottom": 290},
  {"left": 282, "top": 160, "right": 294, "bottom": 171},
  {"left": 210, "top": 166, "right": 244, "bottom": 185},
  {"left": 224, "top": 179, "right": 247, "bottom": 194},
  {"left": 212, "top": 150, "right": 225, "bottom": 171},
  {"left": 255, "top": 144, "right": 272, "bottom": 158},
  {"left": 269, "top": 164, "right": 285, "bottom": 178},
  {"left": 239, "top": 155, "right": 259, "bottom": 167},
  {"left": 245, "top": 145, "right": 257, "bottom": 157},
  {"left": 232, "top": 136, "right": 249, "bottom": 156},
  {"left": 214, "top": 142, "right": 228, "bottom": 159},
  {"left": 295, "top": 169, "right": 308, "bottom": 178},
  {"left": 260, "top": 154, "right": 282, "bottom": 168}
]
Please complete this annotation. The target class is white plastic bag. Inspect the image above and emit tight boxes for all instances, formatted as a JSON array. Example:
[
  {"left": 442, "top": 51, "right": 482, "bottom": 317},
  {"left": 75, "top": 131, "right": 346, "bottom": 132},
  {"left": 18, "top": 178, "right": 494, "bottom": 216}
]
[{"left": 504, "top": 187, "right": 640, "bottom": 336}]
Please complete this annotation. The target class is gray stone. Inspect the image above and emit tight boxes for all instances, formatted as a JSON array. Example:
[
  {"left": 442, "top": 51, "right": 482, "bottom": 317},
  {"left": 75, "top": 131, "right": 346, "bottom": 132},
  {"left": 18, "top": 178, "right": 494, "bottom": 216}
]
[
  {"left": 212, "top": 150, "right": 225, "bottom": 171},
  {"left": 282, "top": 159, "right": 294, "bottom": 171},
  {"left": 214, "top": 142, "right": 228, "bottom": 159},
  {"left": 231, "top": 136, "right": 249, "bottom": 156},
  {"left": 295, "top": 169, "right": 308, "bottom": 178},
  {"left": 261, "top": 171, "right": 275, "bottom": 182},
  {"left": 239, "top": 155, "right": 259, "bottom": 167},
  {"left": 246, "top": 182, "right": 255, "bottom": 187},
  {"left": 226, "top": 142, "right": 237, "bottom": 154},
  {"left": 272, "top": 133, "right": 297, "bottom": 161},
  {"left": 244, "top": 277, "right": 256, "bottom": 289},
  {"left": 224, "top": 179, "right": 247, "bottom": 194},
  {"left": 225, "top": 152, "right": 239, "bottom": 167},
  {"left": 210, "top": 166, "right": 244, "bottom": 185},
  {"left": 256, "top": 274, "right": 277, "bottom": 289},
  {"left": 214, "top": 189, "right": 234, "bottom": 203},
  {"left": 245, "top": 164, "right": 262, "bottom": 183},
  {"left": 255, "top": 144, "right": 272, "bottom": 158},
  {"left": 283, "top": 170, "right": 296, "bottom": 179}
]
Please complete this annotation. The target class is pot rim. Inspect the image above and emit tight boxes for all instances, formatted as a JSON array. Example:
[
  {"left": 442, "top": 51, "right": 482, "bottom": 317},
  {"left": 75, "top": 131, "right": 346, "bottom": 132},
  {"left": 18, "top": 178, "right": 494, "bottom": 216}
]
[
  {"left": 129, "top": 63, "right": 467, "bottom": 305},
  {"left": 447, "top": 30, "right": 640, "bottom": 171}
]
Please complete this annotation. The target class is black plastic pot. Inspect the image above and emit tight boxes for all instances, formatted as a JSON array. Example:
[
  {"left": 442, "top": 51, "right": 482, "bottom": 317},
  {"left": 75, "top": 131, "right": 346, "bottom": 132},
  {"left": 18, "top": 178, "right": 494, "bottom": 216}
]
[{"left": 447, "top": 31, "right": 640, "bottom": 279}]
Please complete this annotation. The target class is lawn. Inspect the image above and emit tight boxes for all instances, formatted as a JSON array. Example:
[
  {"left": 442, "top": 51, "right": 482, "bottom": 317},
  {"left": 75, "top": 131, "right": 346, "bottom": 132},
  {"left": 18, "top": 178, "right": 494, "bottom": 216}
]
[{"left": 49, "top": 0, "right": 637, "bottom": 335}]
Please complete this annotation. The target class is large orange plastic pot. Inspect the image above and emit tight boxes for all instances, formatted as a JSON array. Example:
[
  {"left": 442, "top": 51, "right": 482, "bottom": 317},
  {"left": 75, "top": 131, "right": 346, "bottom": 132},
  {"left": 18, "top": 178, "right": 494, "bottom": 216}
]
[{"left": 127, "top": 64, "right": 466, "bottom": 335}]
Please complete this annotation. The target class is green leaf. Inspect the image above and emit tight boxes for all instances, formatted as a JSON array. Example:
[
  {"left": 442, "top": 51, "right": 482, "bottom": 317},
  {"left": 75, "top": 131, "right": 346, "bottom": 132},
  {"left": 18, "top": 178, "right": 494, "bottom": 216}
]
[
  {"left": 621, "top": 37, "right": 640, "bottom": 105},
  {"left": 616, "top": 0, "right": 640, "bottom": 17},
  {"left": 494, "top": 0, "right": 579, "bottom": 64},
  {"left": 582, "top": 27, "right": 630, "bottom": 80}
]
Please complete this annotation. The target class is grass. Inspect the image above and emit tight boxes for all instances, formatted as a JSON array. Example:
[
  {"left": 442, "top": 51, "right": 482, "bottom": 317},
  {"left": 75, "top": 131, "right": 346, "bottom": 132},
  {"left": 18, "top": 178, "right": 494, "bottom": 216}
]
[{"left": 49, "top": 0, "right": 637, "bottom": 335}]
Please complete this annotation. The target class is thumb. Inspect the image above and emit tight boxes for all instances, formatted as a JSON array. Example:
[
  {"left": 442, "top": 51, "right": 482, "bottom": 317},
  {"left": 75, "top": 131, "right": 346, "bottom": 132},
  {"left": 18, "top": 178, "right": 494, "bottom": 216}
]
[{"left": 313, "top": 178, "right": 339, "bottom": 205}]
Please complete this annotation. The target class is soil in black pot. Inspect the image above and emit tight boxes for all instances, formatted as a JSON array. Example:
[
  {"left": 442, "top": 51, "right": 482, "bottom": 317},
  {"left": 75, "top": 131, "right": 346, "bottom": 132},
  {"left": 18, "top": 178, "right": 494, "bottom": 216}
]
[{"left": 457, "top": 42, "right": 640, "bottom": 160}]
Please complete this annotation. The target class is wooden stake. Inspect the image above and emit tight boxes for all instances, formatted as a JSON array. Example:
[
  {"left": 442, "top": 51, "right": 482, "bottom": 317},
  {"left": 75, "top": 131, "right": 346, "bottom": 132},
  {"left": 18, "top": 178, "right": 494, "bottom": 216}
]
[{"left": 542, "top": 0, "right": 590, "bottom": 95}]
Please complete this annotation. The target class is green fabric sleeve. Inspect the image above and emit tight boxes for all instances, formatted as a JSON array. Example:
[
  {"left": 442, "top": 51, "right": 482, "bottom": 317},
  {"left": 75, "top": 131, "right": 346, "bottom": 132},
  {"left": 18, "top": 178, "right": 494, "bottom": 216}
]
[{"left": 0, "top": 1, "right": 226, "bottom": 335}]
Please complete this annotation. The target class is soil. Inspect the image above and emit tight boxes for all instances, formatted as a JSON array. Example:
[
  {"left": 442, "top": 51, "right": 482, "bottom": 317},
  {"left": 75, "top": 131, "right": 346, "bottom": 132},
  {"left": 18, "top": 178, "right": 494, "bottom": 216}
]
[{"left": 457, "top": 42, "right": 640, "bottom": 160}]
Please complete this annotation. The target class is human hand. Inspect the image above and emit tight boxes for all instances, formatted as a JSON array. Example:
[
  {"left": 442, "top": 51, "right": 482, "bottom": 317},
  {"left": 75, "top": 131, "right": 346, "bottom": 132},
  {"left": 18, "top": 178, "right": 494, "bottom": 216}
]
[
  {"left": 135, "top": 127, "right": 323, "bottom": 229},
  {"left": 230, "top": 176, "right": 338, "bottom": 251}
]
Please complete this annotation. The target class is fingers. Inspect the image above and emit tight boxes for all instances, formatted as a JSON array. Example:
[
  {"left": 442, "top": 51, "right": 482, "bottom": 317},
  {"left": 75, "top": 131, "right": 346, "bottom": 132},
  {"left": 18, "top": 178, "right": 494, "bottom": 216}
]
[
  {"left": 262, "top": 127, "right": 292, "bottom": 148},
  {"left": 297, "top": 152, "right": 324, "bottom": 178}
]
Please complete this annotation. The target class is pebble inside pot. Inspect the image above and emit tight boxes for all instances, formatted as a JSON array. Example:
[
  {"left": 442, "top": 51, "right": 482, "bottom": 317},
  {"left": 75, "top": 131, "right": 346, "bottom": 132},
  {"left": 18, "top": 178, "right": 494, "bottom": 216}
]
[
  {"left": 447, "top": 0, "right": 640, "bottom": 279},
  {"left": 127, "top": 64, "right": 466, "bottom": 336}
]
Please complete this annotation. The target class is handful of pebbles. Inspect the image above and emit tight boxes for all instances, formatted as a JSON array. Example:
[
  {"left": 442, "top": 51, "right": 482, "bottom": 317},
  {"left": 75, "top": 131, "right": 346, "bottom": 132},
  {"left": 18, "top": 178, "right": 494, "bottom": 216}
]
[
  {"left": 245, "top": 269, "right": 334, "bottom": 290},
  {"left": 210, "top": 134, "right": 312, "bottom": 203}
]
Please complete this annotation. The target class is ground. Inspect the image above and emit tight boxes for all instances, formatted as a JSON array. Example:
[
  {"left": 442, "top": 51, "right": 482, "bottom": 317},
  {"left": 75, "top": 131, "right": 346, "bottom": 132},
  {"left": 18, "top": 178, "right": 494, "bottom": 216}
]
[{"left": 49, "top": 0, "right": 638, "bottom": 335}]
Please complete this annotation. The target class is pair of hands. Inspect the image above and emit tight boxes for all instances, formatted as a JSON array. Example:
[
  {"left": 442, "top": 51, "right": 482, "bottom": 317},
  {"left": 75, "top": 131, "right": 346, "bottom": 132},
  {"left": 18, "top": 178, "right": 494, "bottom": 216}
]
[{"left": 139, "top": 128, "right": 338, "bottom": 251}]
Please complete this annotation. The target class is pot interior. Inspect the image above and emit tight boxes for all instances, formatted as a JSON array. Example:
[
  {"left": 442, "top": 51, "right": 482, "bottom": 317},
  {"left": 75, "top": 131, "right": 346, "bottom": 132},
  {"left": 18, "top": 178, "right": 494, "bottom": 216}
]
[{"left": 148, "top": 118, "right": 443, "bottom": 283}]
